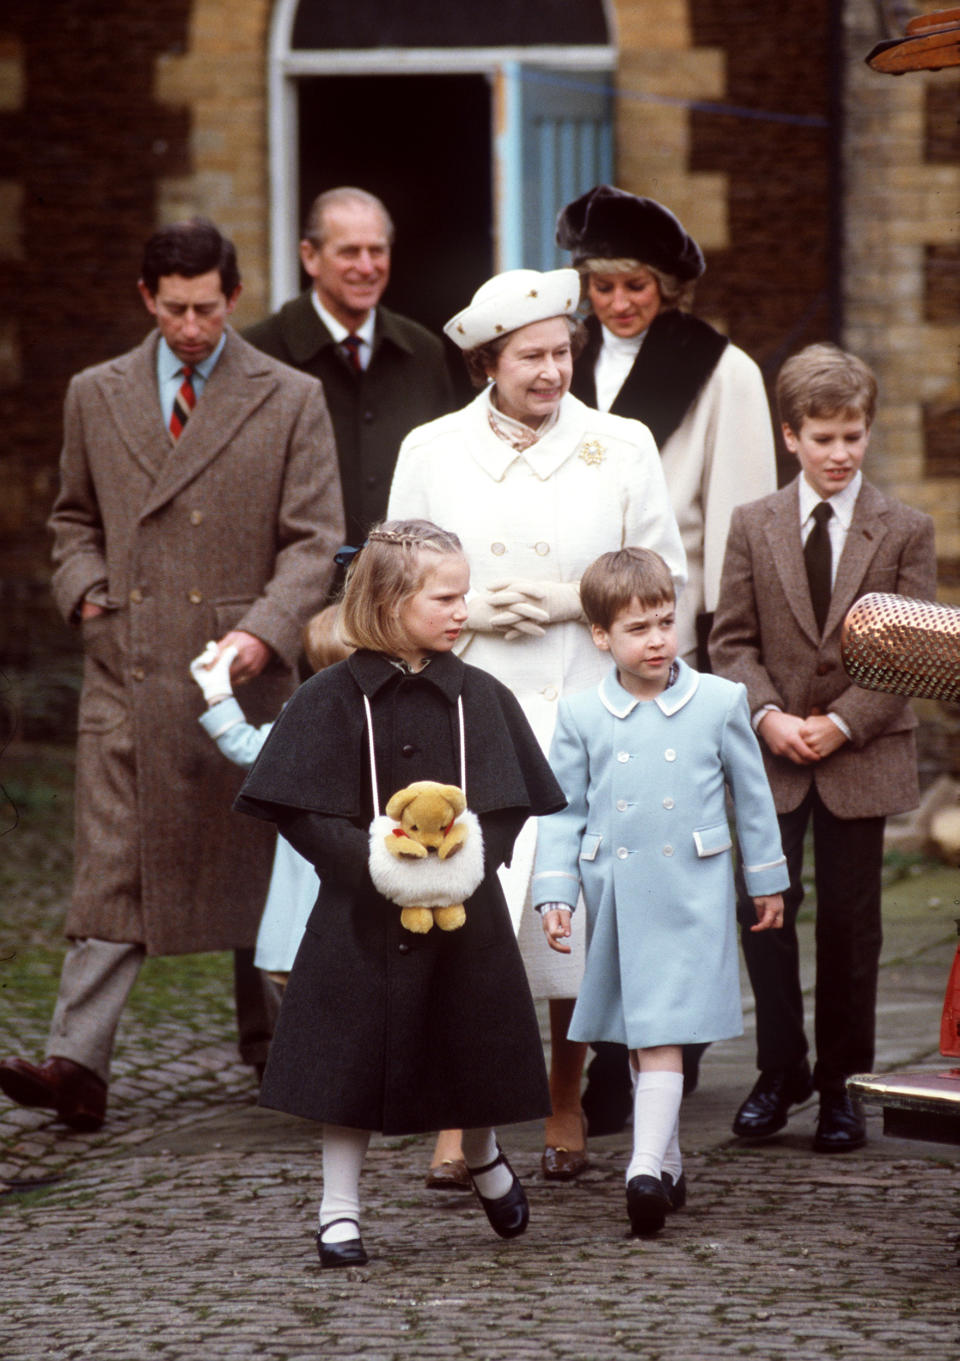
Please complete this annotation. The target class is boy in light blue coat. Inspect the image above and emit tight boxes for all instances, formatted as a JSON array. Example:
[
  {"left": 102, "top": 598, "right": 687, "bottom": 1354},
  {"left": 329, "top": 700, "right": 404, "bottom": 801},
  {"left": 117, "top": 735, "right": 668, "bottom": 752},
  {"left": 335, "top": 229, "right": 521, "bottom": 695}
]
[{"left": 533, "top": 547, "right": 788, "bottom": 1237}]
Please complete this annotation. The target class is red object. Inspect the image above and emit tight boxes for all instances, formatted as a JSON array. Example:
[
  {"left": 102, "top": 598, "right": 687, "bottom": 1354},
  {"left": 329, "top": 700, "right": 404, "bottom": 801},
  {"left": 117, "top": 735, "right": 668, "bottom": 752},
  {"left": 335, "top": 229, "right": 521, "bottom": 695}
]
[{"left": 940, "top": 931, "right": 960, "bottom": 1058}]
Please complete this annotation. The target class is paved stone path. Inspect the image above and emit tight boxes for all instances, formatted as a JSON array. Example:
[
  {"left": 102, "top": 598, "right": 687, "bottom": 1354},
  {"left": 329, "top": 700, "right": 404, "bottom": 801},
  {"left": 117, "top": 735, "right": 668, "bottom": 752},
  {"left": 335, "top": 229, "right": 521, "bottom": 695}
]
[{"left": 3, "top": 849, "right": 960, "bottom": 1357}]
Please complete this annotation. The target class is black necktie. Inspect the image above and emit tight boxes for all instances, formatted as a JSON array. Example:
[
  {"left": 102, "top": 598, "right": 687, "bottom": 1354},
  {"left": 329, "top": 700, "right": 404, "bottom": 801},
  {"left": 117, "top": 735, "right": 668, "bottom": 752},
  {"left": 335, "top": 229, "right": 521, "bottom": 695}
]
[{"left": 804, "top": 501, "right": 833, "bottom": 633}]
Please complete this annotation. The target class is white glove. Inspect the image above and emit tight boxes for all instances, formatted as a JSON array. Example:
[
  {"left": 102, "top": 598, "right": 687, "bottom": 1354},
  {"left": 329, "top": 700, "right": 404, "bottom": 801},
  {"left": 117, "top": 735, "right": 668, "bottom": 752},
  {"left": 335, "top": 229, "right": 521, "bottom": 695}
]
[
  {"left": 465, "top": 589, "right": 548, "bottom": 638},
  {"left": 189, "top": 641, "right": 239, "bottom": 704}
]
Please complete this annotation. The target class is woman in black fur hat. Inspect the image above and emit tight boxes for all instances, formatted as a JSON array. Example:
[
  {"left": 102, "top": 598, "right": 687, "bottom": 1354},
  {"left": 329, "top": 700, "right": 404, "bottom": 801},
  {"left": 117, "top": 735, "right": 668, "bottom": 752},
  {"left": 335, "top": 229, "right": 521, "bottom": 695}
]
[{"left": 557, "top": 185, "right": 776, "bottom": 672}]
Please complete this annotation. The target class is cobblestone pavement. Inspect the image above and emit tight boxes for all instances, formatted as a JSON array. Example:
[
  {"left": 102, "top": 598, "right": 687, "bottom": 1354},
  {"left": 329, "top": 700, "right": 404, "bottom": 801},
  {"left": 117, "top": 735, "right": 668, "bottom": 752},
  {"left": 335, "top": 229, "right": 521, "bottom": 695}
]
[{"left": 2, "top": 754, "right": 960, "bottom": 1357}]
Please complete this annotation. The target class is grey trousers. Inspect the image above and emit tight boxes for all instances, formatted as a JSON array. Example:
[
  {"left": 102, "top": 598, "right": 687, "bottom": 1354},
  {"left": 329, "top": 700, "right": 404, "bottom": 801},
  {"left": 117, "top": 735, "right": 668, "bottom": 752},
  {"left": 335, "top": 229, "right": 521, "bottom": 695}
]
[{"left": 46, "top": 938, "right": 278, "bottom": 1083}]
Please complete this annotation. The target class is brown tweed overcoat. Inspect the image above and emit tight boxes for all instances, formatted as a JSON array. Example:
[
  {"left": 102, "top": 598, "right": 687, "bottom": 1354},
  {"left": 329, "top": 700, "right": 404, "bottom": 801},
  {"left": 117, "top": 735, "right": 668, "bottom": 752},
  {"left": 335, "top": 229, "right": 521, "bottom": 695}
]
[
  {"left": 49, "top": 327, "right": 344, "bottom": 955},
  {"left": 709, "top": 476, "right": 937, "bottom": 821}
]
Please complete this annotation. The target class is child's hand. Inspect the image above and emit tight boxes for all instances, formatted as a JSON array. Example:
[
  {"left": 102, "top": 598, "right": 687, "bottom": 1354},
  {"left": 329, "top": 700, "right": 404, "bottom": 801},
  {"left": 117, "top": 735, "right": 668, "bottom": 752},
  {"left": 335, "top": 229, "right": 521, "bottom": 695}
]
[
  {"left": 189, "top": 641, "right": 239, "bottom": 705},
  {"left": 799, "top": 714, "right": 848, "bottom": 760},
  {"left": 757, "top": 710, "right": 819, "bottom": 765},
  {"left": 540, "top": 906, "right": 573, "bottom": 953},
  {"left": 751, "top": 894, "right": 784, "bottom": 932}
]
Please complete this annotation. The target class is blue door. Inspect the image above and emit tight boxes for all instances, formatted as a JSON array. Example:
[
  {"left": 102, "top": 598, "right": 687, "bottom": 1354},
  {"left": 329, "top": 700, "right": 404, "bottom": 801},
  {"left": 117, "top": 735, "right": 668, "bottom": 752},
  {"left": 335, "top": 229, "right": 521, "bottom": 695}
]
[{"left": 497, "top": 63, "right": 614, "bottom": 271}]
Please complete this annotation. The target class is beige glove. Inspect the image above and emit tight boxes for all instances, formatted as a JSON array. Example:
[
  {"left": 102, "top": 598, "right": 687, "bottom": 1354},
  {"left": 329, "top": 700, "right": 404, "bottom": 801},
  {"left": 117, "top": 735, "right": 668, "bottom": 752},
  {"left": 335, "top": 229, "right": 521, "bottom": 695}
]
[
  {"left": 465, "top": 588, "right": 549, "bottom": 638},
  {"left": 488, "top": 579, "right": 583, "bottom": 641}
]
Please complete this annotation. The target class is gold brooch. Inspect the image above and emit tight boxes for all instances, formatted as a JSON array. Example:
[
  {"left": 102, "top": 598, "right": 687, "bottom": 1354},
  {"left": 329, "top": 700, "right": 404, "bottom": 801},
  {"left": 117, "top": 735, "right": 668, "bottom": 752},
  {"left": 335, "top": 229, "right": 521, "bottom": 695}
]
[
  {"left": 527, "top": 289, "right": 538, "bottom": 297},
  {"left": 579, "top": 440, "right": 605, "bottom": 466}
]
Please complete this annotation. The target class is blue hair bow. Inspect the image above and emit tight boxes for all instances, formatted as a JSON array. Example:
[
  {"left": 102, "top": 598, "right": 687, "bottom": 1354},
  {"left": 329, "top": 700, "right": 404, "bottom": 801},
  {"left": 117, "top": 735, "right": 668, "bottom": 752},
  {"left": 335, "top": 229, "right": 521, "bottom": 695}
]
[{"left": 334, "top": 542, "right": 366, "bottom": 568}]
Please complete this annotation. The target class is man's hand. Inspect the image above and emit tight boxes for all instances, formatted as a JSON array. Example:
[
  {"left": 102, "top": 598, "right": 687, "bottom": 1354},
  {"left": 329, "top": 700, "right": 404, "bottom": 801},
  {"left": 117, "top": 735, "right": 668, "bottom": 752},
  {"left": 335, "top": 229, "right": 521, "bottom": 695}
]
[
  {"left": 798, "top": 714, "right": 848, "bottom": 760},
  {"left": 217, "top": 630, "right": 272, "bottom": 684},
  {"left": 757, "top": 710, "right": 820, "bottom": 765}
]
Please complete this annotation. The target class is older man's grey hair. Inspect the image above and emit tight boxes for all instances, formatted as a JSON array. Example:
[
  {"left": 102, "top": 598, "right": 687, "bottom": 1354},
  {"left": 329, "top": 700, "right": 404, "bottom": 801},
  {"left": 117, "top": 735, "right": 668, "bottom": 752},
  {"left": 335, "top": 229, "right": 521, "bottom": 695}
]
[{"left": 303, "top": 187, "right": 395, "bottom": 247}]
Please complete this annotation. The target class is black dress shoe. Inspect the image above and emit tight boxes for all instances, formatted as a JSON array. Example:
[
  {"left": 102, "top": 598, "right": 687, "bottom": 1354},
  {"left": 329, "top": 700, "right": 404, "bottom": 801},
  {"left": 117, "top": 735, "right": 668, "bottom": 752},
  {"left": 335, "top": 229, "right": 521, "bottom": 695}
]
[
  {"left": 317, "top": 1218, "right": 368, "bottom": 1269},
  {"left": 813, "top": 1090, "right": 866, "bottom": 1153},
  {"left": 581, "top": 1042, "right": 633, "bottom": 1136},
  {"left": 467, "top": 1147, "right": 529, "bottom": 1239},
  {"left": 661, "top": 1171, "right": 687, "bottom": 1211},
  {"left": 626, "top": 1175, "right": 669, "bottom": 1236},
  {"left": 732, "top": 1060, "right": 813, "bottom": 1139},
  {"left": 0, "top": 1056, "right": 107, "bottom": 1132}
]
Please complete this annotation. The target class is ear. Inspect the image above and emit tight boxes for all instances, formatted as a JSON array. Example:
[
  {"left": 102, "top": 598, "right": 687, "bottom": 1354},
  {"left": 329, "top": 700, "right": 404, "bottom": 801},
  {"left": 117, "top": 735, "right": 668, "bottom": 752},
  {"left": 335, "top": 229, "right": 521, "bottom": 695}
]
[
  {"left": 781, "top": 422, "right": 799, "bottom": 455},
  {"left": 224, "top": 283, "right": 242, "bottom": 315},
  {"left": 434, "top": 784, "right": 466, "bottom": 815},
  {"left": 138, "top": 280, "right": 158, "bottom": 318},
  {"left": 591, "top": 623, "right": 611, "bottom": 653},
  {"left": 385, "top": 787, "right": 419, "bottom": 819},
  {"left": 299, "top": 238, "right": 321, "bottom": 279}
]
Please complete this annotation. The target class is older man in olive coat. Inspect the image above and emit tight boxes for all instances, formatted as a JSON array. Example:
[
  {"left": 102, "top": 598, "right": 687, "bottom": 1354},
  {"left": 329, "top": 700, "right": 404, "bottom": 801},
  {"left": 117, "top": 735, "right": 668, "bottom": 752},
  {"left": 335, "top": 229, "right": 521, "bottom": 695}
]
[{"left": 0, "top": 219, "right": 344, "bottom": 1131}]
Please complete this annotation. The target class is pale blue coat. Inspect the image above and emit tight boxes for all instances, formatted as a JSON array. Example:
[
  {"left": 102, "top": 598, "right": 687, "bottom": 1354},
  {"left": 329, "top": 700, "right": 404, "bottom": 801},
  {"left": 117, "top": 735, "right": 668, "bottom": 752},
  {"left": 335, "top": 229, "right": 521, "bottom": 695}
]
[
  {"left": 198, "top": 698, "right": 317, "bottom": 973},
  {"left": 532, "top": 660, "right": 788, "bottom": 1049}
]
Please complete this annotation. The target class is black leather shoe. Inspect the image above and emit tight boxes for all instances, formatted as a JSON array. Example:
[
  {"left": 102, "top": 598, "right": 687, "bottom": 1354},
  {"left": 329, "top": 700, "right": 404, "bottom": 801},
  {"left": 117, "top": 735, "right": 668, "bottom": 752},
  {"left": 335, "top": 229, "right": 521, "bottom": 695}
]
[
  {"left": 467, "top": 1148, "right": 529, "bottom": 1239},
  {"left": 732, "top": 1060, "right": 813, "bottom": 1139},
  {"left": 317, "top": 1218, "right": 368, "bottom": 1269},
  {"left": 661, "top": 1171, "right": 687, "bottom": 1211},
  {"left": 581, "top": 1042, "right": 633, "bottom": 1136},
  {"left": 813, "top": 1090, "right": 866, "bottom": 1153},
  {"left": 626, "top": 1175, "right": 669, "bottom": 1236}
]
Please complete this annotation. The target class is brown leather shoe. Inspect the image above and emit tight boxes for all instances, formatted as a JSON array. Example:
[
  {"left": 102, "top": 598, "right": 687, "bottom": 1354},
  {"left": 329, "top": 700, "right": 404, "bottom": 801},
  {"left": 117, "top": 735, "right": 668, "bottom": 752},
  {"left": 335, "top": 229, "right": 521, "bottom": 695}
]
[
  {"left": 0, "top": 1056, "right": 107, "bottom": 1131},
  {"left": 424, "top": 1158, "right": 472, "bottom": 1192},
  {"left": 541, "top": 1144, "right": 589, "bottom": 1180}
]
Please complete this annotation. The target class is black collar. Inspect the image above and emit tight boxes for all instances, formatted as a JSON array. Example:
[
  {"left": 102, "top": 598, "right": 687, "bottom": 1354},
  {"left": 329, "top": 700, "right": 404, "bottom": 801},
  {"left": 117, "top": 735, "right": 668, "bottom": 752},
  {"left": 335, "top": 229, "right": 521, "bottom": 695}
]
[{"left": 347, "top": 649, "right": 465, "bottom": 703}]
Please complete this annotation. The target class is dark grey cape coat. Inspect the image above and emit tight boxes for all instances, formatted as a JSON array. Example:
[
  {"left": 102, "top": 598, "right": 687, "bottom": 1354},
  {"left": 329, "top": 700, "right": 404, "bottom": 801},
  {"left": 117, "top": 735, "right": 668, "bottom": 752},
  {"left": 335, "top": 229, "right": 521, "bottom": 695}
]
[{"left": 235, "top": 650, "right": 564, "bottom": 1134}]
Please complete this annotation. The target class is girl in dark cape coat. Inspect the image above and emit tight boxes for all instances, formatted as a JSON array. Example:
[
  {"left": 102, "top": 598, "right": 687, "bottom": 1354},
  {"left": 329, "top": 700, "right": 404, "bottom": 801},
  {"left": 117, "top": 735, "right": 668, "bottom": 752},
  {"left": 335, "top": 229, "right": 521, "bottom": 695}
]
[{"left": 235, "top": 520, "right": 564, "bottom": 1268}]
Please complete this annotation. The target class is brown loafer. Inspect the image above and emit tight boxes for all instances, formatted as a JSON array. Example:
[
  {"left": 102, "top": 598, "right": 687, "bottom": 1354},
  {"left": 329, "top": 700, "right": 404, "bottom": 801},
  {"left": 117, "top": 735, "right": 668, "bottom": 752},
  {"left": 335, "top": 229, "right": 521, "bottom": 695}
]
[
  {"left": 0, "top": 1056, "right": 107, "bottom": 1131},
  {"left": 541, "top": 1144, "right": 589, "bottom": 1180},
  {"left": 424, "top": 1157, "right": 472, "bottom": 1192}
]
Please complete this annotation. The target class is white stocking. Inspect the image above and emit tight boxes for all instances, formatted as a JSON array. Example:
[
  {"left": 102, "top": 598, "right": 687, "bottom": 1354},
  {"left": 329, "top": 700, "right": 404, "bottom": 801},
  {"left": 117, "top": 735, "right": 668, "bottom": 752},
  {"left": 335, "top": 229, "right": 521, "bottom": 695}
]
[
  {"left": 319, "top": 1124, "right": 371, "bottom": 1243},
  {"left": 626, "top": 1071, "right": 683, "bottom": 1183},
  {"left": 462, "top": 1126, "right": 513, "bottom": 1199}
]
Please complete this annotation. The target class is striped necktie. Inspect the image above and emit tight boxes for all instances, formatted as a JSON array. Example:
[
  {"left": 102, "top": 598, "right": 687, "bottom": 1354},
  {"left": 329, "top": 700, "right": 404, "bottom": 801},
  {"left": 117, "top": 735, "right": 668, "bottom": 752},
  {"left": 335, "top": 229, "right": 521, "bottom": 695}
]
[
  {"left": 170, "top": 365, "right": 196, "bottom": 440},
  {"left": 342, "top": 334, "right": 363, "bottom": 373}
]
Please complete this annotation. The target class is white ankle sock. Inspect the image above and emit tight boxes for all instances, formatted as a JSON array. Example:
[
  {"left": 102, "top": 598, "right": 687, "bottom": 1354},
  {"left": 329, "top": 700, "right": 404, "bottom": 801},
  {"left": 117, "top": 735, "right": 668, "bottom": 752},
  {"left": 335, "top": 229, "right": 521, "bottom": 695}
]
[
  {"left": 463, "top": 1127, "right": 513, "bottom": 1199},
  {"left": 660, "top": 1112, "right": 683, "bottom": 1182},
  {"left": 626, "top": 1071, "right": 683, "bottom": 1183},
  {"left": 319, "top": 1124, "right": 371, "bottom": 1242}
]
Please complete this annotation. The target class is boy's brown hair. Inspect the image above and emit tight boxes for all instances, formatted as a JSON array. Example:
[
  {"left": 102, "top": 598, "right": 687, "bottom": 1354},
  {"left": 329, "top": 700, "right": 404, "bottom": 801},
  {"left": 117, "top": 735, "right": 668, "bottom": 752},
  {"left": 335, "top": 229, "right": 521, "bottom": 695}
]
[
  {"left": 580, "top": 547, "right": 676, "bottom": 631},
  {"left": 338, "top": 518, "right": 464, "bottom": 656},
  {"left": 776, "top": 342, "right": 878, "bottom": 433}
]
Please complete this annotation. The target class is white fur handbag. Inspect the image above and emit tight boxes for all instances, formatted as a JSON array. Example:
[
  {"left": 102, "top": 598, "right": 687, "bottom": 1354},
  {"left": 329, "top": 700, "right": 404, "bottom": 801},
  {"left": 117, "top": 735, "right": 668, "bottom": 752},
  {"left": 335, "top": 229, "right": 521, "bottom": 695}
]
[{"left": 363, "top": 694, "right": 484, "bottom": 933}]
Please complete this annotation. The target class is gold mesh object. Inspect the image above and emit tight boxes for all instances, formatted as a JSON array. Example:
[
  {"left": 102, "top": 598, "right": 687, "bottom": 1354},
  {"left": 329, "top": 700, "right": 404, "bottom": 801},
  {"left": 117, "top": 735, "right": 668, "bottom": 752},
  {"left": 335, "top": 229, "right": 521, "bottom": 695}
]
[{"left": 841, "top": 593, "right": 960, "bottom": 703}]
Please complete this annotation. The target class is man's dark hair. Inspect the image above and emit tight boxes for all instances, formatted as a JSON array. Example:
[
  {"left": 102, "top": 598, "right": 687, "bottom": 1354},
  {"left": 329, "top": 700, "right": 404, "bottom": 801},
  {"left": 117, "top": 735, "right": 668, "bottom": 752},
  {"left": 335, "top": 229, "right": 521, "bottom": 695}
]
[{"left": 140, "top": 217, "right": 241, "bottom": 297}]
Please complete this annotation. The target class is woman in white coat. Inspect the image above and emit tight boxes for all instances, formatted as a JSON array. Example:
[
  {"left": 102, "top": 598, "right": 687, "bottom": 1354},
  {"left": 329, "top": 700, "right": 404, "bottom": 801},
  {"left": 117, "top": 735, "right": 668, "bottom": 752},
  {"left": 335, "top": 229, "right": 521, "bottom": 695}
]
[
  {"left": 557, "top": 185, "right": 777, "bottom": 669},
  {"left": 387, "top": 268, "right": 685, "bottom": 1183}
]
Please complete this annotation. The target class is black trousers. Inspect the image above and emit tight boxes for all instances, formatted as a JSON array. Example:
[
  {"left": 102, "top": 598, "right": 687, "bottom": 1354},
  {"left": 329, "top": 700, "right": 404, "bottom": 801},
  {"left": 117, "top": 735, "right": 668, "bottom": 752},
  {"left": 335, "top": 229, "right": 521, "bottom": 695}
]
[{"left": 737, "top": 786, "right": 885, "bottom": 1094}]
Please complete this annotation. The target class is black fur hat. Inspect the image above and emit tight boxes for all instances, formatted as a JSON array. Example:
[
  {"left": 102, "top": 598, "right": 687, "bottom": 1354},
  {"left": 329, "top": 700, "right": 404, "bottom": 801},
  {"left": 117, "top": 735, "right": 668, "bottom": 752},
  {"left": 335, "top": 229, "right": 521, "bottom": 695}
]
[{"left": 556, "top": 185, "right": 705, "bottom": 282}]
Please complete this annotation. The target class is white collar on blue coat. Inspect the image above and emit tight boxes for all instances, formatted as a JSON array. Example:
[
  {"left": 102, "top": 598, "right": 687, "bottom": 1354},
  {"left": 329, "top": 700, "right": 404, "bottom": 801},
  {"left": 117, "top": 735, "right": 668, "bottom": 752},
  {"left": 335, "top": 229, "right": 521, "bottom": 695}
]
[{"left": 598, "top": 657, "right": 700, "bottom": 719}]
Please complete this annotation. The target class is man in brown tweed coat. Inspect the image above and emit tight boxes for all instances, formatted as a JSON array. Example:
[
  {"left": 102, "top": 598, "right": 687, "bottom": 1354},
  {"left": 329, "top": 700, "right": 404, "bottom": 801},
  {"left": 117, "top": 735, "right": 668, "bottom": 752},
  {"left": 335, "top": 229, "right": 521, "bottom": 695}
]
[{"left": 0, "top": 219, "right": 344, "bottom": 1130}]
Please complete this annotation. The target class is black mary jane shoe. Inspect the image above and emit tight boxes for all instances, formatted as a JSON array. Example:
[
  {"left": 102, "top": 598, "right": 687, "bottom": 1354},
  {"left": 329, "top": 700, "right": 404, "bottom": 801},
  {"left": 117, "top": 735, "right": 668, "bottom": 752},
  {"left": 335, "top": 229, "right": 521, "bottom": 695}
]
[
  {"left": 317, "top": 1217, "right": 368, "bottom": 1269},
  {"left": 467, "top": 1147, "right": 529, "bottom": 1239},
  {"left": 626, "top": 1175, "right": 670, "bottom": 1236},
  {"left": 661, "top": 1170, "right": 687, "bottom": 1212}
]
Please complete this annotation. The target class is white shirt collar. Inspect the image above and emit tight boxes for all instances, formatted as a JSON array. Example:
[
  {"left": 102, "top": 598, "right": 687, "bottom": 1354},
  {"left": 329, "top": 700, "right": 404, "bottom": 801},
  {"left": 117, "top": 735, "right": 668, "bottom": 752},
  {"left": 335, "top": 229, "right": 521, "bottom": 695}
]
[
  {"left": 310, "top": 290, "right": 376, "bottom": 349},
  {"left": 598, "top": 657, "right": 699, "bottom": 718},
  {"left": 798, "top": 469, "right": 862, "bottom": 529},
  {"left": 599, "top": 325, "right": 646, "bottom": 361}
]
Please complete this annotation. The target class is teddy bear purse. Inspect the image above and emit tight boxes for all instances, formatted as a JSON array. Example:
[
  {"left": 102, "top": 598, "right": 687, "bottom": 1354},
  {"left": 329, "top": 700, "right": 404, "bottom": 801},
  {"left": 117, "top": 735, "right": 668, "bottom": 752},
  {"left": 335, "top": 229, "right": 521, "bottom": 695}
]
[{"left": 365, "top": 695, "right": 484, "bottom": 934}]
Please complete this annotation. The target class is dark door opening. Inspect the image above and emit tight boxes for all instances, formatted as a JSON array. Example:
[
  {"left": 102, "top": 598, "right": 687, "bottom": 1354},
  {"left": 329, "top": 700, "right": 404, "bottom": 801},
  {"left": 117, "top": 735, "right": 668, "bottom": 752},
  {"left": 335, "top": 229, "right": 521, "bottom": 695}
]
[{"left": 298, "top": 73, "right": 493, "bottom": 342}]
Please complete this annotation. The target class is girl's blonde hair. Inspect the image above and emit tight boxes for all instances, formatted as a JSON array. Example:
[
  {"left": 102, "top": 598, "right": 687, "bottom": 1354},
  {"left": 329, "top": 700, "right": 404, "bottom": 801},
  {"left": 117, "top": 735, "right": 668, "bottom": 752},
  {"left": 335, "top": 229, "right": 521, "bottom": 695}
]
[{"left": 338, "top": 519, "right": 465, "bottom": 655}]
